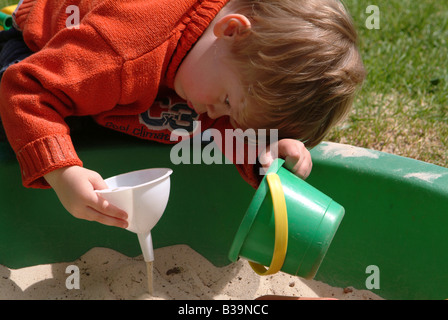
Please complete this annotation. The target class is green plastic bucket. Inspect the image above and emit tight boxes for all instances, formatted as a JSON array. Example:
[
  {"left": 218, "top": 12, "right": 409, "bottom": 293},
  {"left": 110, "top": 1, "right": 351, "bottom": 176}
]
[{"left": 228, "top": 158, "right": 345, "bottom": 279}]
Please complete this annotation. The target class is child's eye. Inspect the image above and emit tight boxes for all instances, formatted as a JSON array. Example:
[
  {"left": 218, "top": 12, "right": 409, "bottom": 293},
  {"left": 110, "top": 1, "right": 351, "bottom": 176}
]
[{"left": 224, "top": 96, "right": 231, "bottom": 107}]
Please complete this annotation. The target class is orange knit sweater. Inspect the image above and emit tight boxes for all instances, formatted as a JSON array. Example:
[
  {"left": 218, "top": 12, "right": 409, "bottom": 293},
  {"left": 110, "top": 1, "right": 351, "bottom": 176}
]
[{"left": 0, "top": 0, "right": 260, "bottom": 189}]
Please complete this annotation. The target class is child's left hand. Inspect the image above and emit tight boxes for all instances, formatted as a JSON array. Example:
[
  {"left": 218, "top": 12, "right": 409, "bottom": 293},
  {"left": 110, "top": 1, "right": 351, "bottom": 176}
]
[{"left": 259, "top": 139, "right": 312, "bottom": 179}]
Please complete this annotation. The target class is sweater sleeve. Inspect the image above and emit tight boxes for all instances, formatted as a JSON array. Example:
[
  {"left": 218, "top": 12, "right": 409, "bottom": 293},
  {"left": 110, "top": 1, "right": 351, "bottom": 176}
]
[{"left": 0, "top": 23, "right": 123, "bottom": 188}]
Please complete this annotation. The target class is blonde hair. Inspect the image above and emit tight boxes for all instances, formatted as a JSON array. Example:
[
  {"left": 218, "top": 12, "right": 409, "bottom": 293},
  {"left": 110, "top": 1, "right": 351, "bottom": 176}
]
[{"left": 229, "top": 0, "right": 366, "bottom": 148}]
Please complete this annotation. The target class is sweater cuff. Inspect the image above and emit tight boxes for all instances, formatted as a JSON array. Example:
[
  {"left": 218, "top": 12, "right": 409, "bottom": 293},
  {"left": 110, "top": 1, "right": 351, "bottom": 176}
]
[{"left": 17, "top": 134, "right": 83, "bottom": 189}]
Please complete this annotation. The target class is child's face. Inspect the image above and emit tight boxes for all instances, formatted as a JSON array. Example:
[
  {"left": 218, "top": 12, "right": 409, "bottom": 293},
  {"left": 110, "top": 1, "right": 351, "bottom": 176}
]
[
  {"left": 174, "top": 46, "right": 246, "bottom": 129},
  {"left": 174, "top": 11, "right": 251, "bottom": 129}
]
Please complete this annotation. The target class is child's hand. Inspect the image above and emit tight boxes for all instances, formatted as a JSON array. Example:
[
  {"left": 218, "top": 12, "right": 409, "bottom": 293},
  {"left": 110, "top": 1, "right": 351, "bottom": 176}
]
[
  {"left": 259, "top": 139, "right": 312, "bottom": 179},
  {"left": 44, "top": 166, "right": 128, "bottom": 228}
]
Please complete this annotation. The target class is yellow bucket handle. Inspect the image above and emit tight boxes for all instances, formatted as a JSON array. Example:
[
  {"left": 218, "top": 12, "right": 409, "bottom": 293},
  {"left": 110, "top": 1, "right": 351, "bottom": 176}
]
[
  {"left": 249, "top": 173, "right": 288, "bottom": 275},
  {"left": 1, "top": 5, "right": 17, "bottom": 16}
]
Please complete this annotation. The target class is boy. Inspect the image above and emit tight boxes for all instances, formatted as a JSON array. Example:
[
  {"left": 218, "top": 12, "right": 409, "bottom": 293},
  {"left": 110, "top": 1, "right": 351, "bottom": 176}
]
[{"left": 0, "top": 0, "right": 365, "bottom": 229}]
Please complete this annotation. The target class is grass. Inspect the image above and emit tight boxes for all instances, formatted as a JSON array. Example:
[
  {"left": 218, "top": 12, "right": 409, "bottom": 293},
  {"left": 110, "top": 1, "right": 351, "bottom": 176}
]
[
  {"left": 0, "top": 0, "right": 14, "bottom": 9},
  {"left": 330, "top": 0, "right": 448, "bottom": 168},
  {"left": 1, "top": 0, "right": 446, "bottom": 168}
]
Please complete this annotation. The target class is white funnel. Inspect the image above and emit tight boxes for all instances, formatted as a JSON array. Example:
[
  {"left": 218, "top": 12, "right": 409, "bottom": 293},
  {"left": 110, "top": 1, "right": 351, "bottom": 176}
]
[{"left": 95, "top": 168, "right": 173, "bottom": 262}]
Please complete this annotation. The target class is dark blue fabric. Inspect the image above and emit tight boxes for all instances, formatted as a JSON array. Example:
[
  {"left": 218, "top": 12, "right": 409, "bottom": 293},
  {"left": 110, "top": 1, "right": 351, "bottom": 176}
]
[
  {"left": 0, "top": 27, "right": 33, "bottom": 140},
  {"left": 0, "top": 27, "right": 33, "bottom": 80}
]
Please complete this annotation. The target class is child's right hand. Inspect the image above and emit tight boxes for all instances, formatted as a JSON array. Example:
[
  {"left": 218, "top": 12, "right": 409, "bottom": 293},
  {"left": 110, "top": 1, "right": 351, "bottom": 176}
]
[
  {"left": 44, "top": 166, "right": 128, "bottom": 228},
  {"left": 258, "top": 139, "right": 313, "bottom": 180}
]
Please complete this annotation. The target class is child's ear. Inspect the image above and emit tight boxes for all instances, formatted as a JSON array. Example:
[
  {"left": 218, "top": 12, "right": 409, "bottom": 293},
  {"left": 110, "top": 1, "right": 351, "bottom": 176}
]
[{"left": 213, "top": 14, "right": 251, "bottom": 40}]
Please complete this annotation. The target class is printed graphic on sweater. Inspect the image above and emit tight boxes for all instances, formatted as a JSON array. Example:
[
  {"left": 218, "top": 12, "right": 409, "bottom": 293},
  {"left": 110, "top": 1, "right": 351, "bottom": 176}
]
[{"left": 139, "top": 96, "right": 200, "bottom": 137}]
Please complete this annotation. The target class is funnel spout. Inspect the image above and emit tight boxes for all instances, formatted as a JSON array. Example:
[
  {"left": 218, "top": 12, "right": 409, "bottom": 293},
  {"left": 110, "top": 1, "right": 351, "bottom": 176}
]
[{"left": 138, "top": 232, "right": 154, "bottom": 262}]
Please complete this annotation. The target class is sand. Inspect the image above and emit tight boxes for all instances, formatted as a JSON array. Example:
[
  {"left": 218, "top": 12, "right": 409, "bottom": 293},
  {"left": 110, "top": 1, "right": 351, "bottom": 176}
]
[{"left": 0, "top": 245, "right": 382, "bottom": 300}]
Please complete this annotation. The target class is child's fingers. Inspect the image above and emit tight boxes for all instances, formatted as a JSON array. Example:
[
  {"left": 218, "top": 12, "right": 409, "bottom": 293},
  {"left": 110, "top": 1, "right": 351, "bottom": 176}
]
[
  {"left": 83, "top": 170, "right": 129, "bottom": 228},
  {"left": 258, "top": 139, "right": 313, "bottom": 179},
  {"left": 277, "top": 139, "right": 312, "bottom": 179},
  {"left": 88, "top": 170, "right": 110, "bottom": 190},
  {"left": 285, "top": 154, "right": 312, "bottom": 179},
  {"left": 91, "top": 194, "right": 129, "bottom": 228},
  {"left": 83, "top": 205, "right": 128, "bottom": 229}
]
